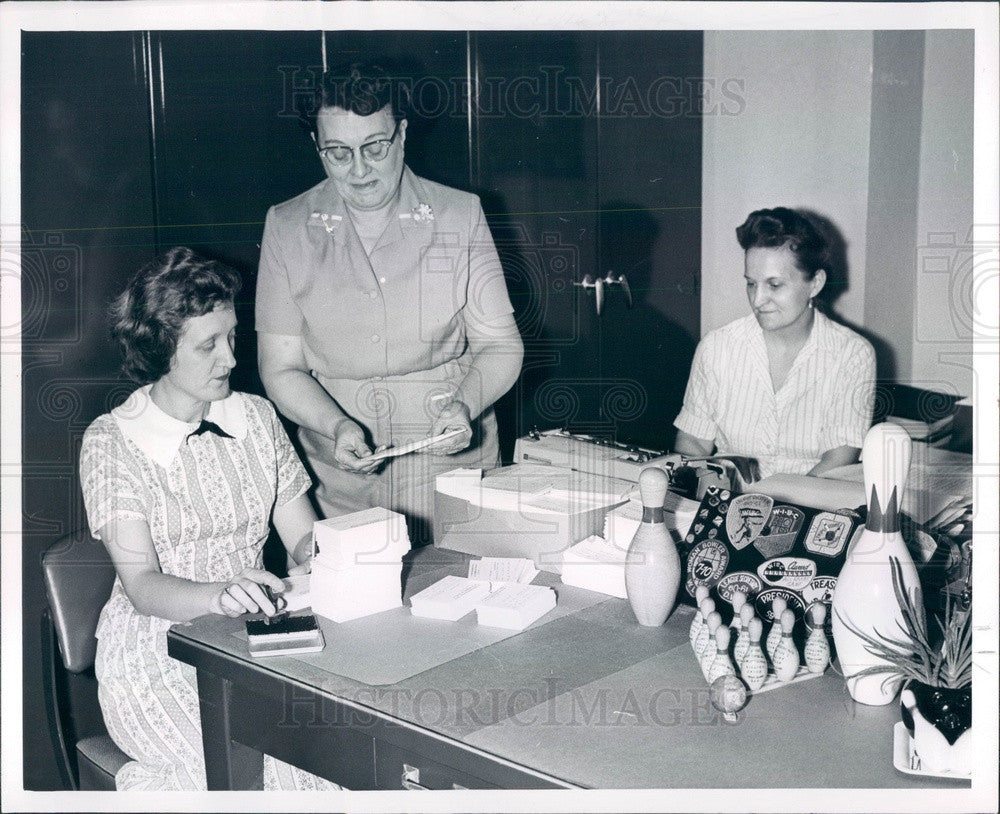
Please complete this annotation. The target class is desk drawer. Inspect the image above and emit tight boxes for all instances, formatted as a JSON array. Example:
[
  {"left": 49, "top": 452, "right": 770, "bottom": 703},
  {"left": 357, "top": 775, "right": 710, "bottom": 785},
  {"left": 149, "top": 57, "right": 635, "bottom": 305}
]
[{"left": 374, "top": 740, "right": 500, "bottom": 790}]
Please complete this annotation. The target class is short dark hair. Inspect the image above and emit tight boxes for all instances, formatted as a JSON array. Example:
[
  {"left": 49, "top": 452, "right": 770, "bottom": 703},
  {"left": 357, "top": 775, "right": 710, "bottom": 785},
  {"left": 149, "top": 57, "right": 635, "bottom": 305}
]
[
  {"left": 110, "top": 247, "right": 242, "bottom": 384},
  {"left": 298, "top": 61, "right": 410, "bottom": 136},
  {"left": 735, "top": 207, "right": 830, "bottom": 281}
]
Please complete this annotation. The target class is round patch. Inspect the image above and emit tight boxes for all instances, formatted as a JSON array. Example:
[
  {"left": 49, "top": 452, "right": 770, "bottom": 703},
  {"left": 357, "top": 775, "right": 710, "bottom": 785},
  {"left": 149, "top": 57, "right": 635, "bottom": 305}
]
[
  {"left": 686, "top": 539, "right": 730, "bottom": 589},
  {"left": 755, "top": 587, "right": 805, "bottom": 622},
  {"left": 757, "top": 557, "right": 817, "bottom": 591},
  {"left": 802, "top": 575, "right": 838, "bottom": 605},
  {"left": 716, "top": 571, "right": 764, "bottom": 605}
]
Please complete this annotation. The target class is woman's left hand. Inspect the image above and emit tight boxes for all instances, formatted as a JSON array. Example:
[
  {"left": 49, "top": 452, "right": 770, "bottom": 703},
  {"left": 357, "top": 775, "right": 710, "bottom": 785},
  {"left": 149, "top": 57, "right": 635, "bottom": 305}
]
[{"left": 427, "top": 400, "right": 473, "bottom": 455}]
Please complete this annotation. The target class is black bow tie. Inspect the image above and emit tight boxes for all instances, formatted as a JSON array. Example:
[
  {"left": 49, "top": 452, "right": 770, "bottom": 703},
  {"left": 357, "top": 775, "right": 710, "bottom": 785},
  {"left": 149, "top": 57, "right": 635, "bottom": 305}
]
[{"left": 187, "top": 419, "right": 234, "bottom": 440}]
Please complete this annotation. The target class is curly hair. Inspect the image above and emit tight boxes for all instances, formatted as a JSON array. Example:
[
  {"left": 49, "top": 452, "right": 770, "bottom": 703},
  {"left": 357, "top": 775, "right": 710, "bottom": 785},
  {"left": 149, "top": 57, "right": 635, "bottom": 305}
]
[
  {"left": 735, "top": 207, "right": 831, "bottom": 281},
  {"left": 110, "top": 247, "right": 242, "bottom": 384},
  {"left": 298, "top": 60, "right": 411, "bottom": 136}
]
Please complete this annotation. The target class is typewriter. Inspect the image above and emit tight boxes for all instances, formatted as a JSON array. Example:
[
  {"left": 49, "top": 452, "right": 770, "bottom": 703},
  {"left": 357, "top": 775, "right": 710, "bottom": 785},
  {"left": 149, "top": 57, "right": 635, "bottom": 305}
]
[{"left": 512, "top": 428, "right": 760, "bottom": 500}]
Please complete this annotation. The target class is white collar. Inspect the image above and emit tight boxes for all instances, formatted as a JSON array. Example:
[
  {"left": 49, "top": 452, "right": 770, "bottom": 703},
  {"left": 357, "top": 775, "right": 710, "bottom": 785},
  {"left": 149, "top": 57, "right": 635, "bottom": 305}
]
[{"left": 111, "top": 384, "right": 248, "bottom": 468}]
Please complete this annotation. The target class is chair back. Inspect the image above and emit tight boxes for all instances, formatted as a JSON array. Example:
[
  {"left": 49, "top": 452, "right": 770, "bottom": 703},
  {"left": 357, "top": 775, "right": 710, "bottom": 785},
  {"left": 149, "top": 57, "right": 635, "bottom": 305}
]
[{"left": 42, "top": 529, "right": 116, "bottom": 673}]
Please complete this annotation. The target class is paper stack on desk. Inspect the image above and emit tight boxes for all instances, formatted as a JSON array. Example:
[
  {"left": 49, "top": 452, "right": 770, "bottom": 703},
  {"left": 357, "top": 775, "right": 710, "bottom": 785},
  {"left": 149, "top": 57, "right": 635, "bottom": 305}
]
[
  {"left": 467, "top": 557, "right": 539, "bottom": 586},
  {"left": 560, "top": 535, "right": 628, "bottom": 598},
  {"left": 603, "top": 492, "right": 700, "bottom": 550},
  {"left": 475, "top": 583, "right": 557, "bottom": 630},
  {"left": 309, "top": 507, "right": 411, "bottom": 623},
  {"left": 409, "top": 575, "right": 493, "bottom": 621}
]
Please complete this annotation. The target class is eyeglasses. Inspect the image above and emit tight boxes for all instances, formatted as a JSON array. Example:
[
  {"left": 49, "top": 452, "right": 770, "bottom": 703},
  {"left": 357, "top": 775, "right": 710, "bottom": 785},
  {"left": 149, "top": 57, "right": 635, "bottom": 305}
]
[{"left": 317, "top": 120, "right": 401, "bottom": 166}]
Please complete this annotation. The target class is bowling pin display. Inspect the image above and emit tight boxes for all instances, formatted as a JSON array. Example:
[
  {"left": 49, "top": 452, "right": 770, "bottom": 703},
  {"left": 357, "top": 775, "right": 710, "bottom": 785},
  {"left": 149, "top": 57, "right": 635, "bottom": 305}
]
[
  {"left": 693, "top": 598, "right": 716, "bottom": 658},
  {"left": 734, "top": 604, "right": 755, "bottom": 666},
  {"left": 707, "top": 626, "right": 737, "bottom": 684},
  {"left": 772, "top": 609, "right": 800, "bottom": 682},
  {"left": 740, "top": 618, "right": 768, "bottom": 691},
  {"left": 625, "top": 468, "right": 682, "bottom": 627},
  {"left": 804, "top": 603, "right": 831, "bottom": 674},
  {"left": 700, "top": 612, "right": 723, "bottom": 679},
  {"left": 766, "top": 597, "right": 787, "bottom": 662},
  {"left": 832, "top": 423, "right": 922, "bottom": 705},
  {"left": 729, "top": 591, "right": 747, "bottom": 630},
  {"left": 689, "top": 585, "right": 711, "bottom": 649}
]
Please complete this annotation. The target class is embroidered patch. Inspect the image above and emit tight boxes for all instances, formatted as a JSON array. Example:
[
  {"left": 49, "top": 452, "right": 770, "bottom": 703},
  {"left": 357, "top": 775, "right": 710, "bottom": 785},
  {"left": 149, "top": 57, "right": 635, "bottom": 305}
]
[
  {"left": 716, "top": 571, "right": 764, "bottom": 605},
  {"left": 725, "top": 493, "right": 773, "bottom": 550},
  {"left": 803, "top": 511, "right": 854, "bottom": 557},
  {"left": 802, "top": 575, "right": 838, "bottom": 605},
  {"left": 687, "top": 539, "right": 730, "bottom": 589},
  {"left": 757, "top": 557, "right": 817, "bottom": 591},
  {"left": 755, "top": 587, "right": 805, "bottom": 622},
  {"left": 753, "top": 504, "right": 805, "bottom": 558}
]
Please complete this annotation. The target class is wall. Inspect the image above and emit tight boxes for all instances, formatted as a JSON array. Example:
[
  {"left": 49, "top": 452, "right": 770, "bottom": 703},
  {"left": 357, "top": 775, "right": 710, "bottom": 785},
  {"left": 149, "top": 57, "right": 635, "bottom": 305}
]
[
  {"left": 912, "top": 29, "right": 975, "bottom": 397},
  {"left": 701, "top": 31, "right": 874, "bottom": 333}
]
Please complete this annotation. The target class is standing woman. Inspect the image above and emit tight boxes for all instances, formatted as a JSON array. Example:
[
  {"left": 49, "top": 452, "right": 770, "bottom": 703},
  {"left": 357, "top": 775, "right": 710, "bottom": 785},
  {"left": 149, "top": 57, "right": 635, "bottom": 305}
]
[
  {"left": 256, "top": 61, "right": 523, "bottom": 542},
  {"left": 80, "top": 248, "right": 335, "bottom": 790},
  {"left": 674, "top": 208, "right": 875, "bottom": 478}
]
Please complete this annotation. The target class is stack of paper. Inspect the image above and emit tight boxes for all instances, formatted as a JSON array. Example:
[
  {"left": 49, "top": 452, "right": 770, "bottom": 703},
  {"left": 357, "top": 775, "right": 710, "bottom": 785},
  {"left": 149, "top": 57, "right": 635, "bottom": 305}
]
[
  {"left": 560, "top": 535, "right": 628, "bottom": 598},
  {"left": 309, "top": 507, "right": 411, "bottom": 623},
  {"left": 409, "top": 575, "right": 493, "bottom": 621},
  {"left": 467, "top": 557, "right": 539, "bottom": 586},
  {"left": 604, "top": 492, "right": 699, "bottom": 550},
  {"left": 475, "top": 583, "right": 557, "bottom": 630}
]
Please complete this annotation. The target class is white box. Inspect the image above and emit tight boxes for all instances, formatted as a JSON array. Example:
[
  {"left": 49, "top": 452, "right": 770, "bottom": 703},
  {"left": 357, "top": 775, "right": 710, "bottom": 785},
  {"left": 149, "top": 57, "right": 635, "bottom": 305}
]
[
  {"left": 309, "top": 558, "right": 403, "bottom": 623},
  {"left": 313, "top": 507, "right": 410, "bottom": 568}
]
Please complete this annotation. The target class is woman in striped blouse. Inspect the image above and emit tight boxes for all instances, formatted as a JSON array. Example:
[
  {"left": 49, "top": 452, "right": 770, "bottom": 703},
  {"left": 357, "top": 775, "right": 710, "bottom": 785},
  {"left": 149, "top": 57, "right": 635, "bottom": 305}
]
[
  {"left": 79, "top": 248, "right": 336, "bottom": 790},
  {"left": 673, "top": 208, "right": 875, "bottom": 479}
]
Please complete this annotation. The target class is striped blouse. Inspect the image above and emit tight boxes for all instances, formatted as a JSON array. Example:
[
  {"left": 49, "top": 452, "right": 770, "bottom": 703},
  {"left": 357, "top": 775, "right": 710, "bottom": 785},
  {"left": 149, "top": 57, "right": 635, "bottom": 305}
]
[{"left": 674, "top": 311, "right": 875, "bottom": 478}]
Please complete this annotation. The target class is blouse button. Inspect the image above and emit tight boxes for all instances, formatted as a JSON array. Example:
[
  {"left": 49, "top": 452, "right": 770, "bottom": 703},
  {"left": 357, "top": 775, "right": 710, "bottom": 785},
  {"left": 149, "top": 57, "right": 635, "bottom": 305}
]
[
  {"left": 379, "top": 276, "right": 387, "bottom": 284},
  {"left": 371, "top": 334, "right": 381, "bottom": 343}
]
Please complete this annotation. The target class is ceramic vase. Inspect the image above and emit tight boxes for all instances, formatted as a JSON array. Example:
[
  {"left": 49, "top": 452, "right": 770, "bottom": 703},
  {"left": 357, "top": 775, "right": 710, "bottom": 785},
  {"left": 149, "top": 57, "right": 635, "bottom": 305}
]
[
  {"left": 831, "top": 423, "right": 922, "bottom": 705},
  {"left": 900, "top": 684, "right": 972, "bottom": 774},
  {"left": 625, "top": 467, "right": 681, "bottom": 626}
]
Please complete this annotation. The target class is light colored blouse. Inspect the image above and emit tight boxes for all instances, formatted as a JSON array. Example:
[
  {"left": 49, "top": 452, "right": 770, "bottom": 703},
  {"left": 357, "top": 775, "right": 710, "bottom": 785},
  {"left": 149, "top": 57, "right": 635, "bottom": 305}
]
[{"left": 674, "top": 311, "right": 876, "bottom": 478}]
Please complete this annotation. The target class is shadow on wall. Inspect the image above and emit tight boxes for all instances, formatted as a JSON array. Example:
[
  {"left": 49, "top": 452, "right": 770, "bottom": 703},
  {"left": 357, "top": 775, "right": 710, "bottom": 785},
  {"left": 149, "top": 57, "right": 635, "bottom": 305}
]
[{"left": 801, "top": 208, "right": 897, "bottom": 383}]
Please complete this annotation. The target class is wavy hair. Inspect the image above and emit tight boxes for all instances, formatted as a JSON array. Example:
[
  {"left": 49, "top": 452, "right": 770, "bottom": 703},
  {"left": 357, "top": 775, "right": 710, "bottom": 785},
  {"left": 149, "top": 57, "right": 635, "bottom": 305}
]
[
  {"left": 298, "top": 60, "right": 411, "bottom": 136},
  {"left": 735, "top": 207, "right": 831, "bottom": 282},
  {"left": 110, "top": 247, "right": 242, "bottom": 384}
]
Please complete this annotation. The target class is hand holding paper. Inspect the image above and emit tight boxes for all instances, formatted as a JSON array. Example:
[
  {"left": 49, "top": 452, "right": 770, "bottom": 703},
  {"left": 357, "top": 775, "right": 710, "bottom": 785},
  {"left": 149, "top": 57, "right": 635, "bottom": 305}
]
[{"left": 366, "top": 428, "right": 465, "bottom": 463}]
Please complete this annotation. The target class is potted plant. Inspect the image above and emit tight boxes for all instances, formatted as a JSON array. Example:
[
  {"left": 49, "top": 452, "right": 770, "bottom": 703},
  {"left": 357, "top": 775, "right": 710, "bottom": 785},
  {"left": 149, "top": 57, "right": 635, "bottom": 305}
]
[{"left": 836, "top": 556, "right": 972, "bottom": 774}]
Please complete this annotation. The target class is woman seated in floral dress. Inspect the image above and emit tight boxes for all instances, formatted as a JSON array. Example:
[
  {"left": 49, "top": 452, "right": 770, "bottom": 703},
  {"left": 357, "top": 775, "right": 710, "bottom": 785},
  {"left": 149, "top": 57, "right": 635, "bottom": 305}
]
[{"left": 80, "top": 247, "right": 337, "bottom": 790}]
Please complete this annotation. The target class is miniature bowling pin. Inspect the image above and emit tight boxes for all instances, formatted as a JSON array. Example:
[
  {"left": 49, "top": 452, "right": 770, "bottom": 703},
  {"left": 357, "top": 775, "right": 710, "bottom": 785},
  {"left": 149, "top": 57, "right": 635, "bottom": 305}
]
[
  {"left": 734, "top": 603, "right": 756, "bottom": 666},
  {"left": 772, "top": 608, "right": 800, "bottom": 682},
  {"left": 707, "top": 626, "right": 737, "bottom": 684},
  {"left": 693, "top": 597, "right": 716, "bottom": 658},
  {"left": 766, "top": 597, "right": 787, "bottom": 662},
  {"left": 700, "top": 611, "right": 723, "bottom": 680},
  {"left": 740, "top": 617, "right": 768, "bottom": 692},
  {"left": 729, "top": 591, "right": 747, "bottom": 630},
  {"left": 689, "top": 585, "right": 711, "bottom": 649},
  {"left": 832, "top": 423, "right": 922, "bottom": 705},
  {"left": 625, "top": 468, "right": 682, "bottom": 627},
  {"left": 804, "top": 603, "right": 832, "bottom": 674}
]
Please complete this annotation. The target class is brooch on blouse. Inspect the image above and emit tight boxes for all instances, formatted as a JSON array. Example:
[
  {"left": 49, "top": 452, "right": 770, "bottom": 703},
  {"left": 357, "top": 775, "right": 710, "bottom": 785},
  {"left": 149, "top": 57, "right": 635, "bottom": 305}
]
[
  {"left": 310, "top": 211, "right": 343, "bottom": 234},
  {"left": 410, "top": 203, "right": 434, "bottom": 223}
]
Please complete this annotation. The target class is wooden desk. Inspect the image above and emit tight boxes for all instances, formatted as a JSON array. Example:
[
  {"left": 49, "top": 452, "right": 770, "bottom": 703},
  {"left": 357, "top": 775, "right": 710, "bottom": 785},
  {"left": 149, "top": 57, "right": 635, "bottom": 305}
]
[{"left": 167, "top": 547, "right": 968, "bottom": 791}]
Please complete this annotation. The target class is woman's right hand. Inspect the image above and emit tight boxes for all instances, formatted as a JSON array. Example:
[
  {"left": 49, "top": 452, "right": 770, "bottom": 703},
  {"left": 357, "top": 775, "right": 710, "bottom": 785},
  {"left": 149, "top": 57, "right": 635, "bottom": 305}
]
[
  {"left": 209, "top": 568, "right": 286, "bottom": 618},
  {"left": 332, "top": 418, "right": 384, "bottom": 474}
]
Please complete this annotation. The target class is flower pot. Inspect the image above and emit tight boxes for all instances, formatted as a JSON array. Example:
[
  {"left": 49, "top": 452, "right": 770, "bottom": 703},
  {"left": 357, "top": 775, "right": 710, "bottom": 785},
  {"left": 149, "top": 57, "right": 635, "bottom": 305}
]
[{"left": 900, "top": 683, "right": 972, "bottom": 774}]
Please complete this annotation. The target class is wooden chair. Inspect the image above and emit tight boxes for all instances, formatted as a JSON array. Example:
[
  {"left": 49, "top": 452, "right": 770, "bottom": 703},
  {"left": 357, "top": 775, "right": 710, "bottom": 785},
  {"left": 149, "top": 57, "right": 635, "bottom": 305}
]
[{"left": 41, "top": 529, "right": 130, "bottom": 790}]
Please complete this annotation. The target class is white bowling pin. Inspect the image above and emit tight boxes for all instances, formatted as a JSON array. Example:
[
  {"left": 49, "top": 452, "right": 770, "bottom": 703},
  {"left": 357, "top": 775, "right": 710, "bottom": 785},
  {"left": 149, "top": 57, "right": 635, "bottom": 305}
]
[
  {"left": 734, "top": 603, "right": 755, "bottom": 666},
  {"left": 804, "top": 603, "right": 832, "bottom": 674},
  {"left": 740, "top": 618, "right": 768, "bottom": 692},
  {"left": 689, "top": 585, "right": 711, "bottom": 649},
  {"left": 707, "top": 626, "right": 737, "bottom": 684},
  {"left": 729, "top": 590, "right": 747, "bottom": 630},
  {"left": 625, "top": 468, "right": 682, "bottom": 626},
  {"left": 693, "top": 598, "right": 716, "bottom": 658},
  {"left": 772, "top": 608, "right": 800, "bottom": 682},
  {"left": 766, "top": 597, "right": 787, "bottom": 662},
  {"left": 700, "top": 612, "right": 722, "bottom": 680}
]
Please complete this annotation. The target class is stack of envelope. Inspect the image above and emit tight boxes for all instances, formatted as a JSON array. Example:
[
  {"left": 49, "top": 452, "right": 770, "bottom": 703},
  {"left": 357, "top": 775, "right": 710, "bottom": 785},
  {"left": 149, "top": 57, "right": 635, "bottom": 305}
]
[{"left": 309, "top": 507, "right": 410, "bottom": 623}]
